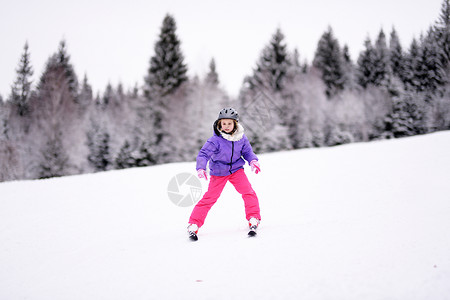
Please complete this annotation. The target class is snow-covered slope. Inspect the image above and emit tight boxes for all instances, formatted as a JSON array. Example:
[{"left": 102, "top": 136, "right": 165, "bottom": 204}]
[{"left": 1, "top": 132, "right": 450, "bottom": 300}]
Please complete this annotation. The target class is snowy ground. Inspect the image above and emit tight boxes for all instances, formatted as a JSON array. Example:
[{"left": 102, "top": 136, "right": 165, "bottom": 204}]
[{"left": 1, "top": 132, "right": 450, "bottom": 300}]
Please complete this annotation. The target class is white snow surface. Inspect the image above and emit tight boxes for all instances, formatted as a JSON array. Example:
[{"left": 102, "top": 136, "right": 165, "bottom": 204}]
[{"left": 1, "top": 132, "right": 450, "bottom": 300}]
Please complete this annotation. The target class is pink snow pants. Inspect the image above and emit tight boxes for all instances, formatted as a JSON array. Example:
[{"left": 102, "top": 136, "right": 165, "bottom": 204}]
[{"left": 189, "top": 169, "right": 261, "bottom": 228}]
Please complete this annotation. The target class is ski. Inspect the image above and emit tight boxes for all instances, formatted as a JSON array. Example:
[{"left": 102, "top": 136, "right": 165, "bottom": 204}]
[
  {"left": 187, "top": 224, "right": 199, "bottom": 241},
  {"left": 189, "top": 232, "right": 198, "bottom": 241},
  {"left": 248, "top": 224, "right": 258, "bottom": 237},
  {"left": 248, "top": 229, "right": 257, "bottom": 237}
]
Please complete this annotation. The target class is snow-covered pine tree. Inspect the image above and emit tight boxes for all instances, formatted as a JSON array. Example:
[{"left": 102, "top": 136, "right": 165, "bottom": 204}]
[
  {"left": 342, "top": 44, "right": 357, "bottom": 90},
  {"left": 25, "top": 41, "right": 85, "bottom": 178},
  {"left": 416, "top": 28, "right": 446, "bottom": 96},
  {"left": 357, "top": 37, "right": 377, "bottom": 88},
  {"left": 33, "top": 41, "right": 79, "bottom": 115},
  {"left": 102, "top": 83, "right": 114, "bottom": 108},
  {"left": 29, "top": 41, "right": 80, "bottom": 179},
  {"left": 141, "top": 14, "right": 190, "bottom": 164},
  {"left": 312, "top": 26, "right": 345, "bottom": 98},
  {"left": 78, "top": 74, "right": 93, "bottom": 111},
  {"left": 86, "top": 122, "right": 111, "bottom": 172},
  {"left": 5, "top": 42, "right": 36, "bottom": 177},
  {"left": 389, "top": 28, "right": 405, "bottom": 82},
  {"left": 55, "top": 40, "right": 78, "bottom": 101},
  {"left": 410, "top": 92, "right": 428, "bottom": 134},
  {"left": 434, "top": 0, "right": 450, "bottom": 75},
  {"left": 403, "top": 38, "right": 421, "bottom": 91},
  {"left": 290, "top": 48, "right": 304, "bottom": 77},
  {"left": 131, "top": 83, "right": 139, "bottom": 99},
  {"left": 245, "top": 28, "right": 291, "bottom": 93},
  {"left": 114, "top": 140, "right": 136, "bottom": 169},
  {"left": 117, "top": 82, "right": 124, "bottom": 100},
  {"left": 206, "top": 58, "right": 219, "bottom": 86},
  {"left": 384, "top": 95, "right": 414, "bottom": 138},
  {"left": 9, "top": 42, "right": 33, "bottom": 117},
  {"left": 144, "top": 14, "right": 188, "bottom": 98},
  {"left": 93, "top": 81, "right": 137, "bottom": 170},
  {"left": 0, "top": 101, "right": 15, "bottom": 181},
  {"left": 38, "top": 131, "right": 70, "bottom": 179},
  {"left": 373, "top": 29, "right": 391, "bottom": 87},
  {"left": 433, "top": 1, "right": 450, "bottom": 131},
  {"left": 432, "top": 94, "right": 450, "bottom": 130},
  {"left": 385, "top": 92, "right": 428, "bottom": 137},
  {"left": 278, "top": 48, "right": 306, "bottom": 148},
  {"left": 135, "top": 140, "right": 156, "bottom": 167},
  {"left": 239, "top": 28, "right": 292, "bottom": 153}
]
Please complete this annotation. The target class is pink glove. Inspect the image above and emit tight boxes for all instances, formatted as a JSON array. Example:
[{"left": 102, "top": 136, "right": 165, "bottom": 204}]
[
  {"left": 250, "top": 160, "right": 260, "bottom": 174},
  {"left": 197, "top": 169, "right": 208, "bottom": 180}
]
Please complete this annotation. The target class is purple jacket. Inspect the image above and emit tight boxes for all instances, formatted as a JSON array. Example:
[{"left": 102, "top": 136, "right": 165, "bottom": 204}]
[{"left": 196, "top": 124, "right": 258, "bottom": 176}]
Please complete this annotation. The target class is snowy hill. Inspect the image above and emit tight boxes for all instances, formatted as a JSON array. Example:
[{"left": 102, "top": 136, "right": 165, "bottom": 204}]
[{"left": 1, "top": 132, "right": 450, "bottom": 300}]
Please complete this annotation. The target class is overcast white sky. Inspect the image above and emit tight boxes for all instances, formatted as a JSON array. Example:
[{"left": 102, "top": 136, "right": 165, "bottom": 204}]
[{"left": 0, "top": 0, "right": 443, "bottom": 99}]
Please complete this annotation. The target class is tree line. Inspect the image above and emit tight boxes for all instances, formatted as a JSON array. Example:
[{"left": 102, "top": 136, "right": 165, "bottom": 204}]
[{"left": 1, "top": 1, "right": 450, "bottom": 182}]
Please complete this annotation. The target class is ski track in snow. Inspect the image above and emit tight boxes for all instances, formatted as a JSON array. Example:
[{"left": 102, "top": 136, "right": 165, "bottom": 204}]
[{"left": 1, "top": 131, "right": 450, "bottom": 299}]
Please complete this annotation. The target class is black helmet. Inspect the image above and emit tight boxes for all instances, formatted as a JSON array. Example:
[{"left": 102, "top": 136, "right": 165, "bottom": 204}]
[{"left": 217, "top": 108, "right": 239, "bottom": 122}]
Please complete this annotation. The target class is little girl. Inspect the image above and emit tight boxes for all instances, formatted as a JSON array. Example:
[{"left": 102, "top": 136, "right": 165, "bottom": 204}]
[{"left": 187, "top": 108, "right": 261, "bottom": 240}]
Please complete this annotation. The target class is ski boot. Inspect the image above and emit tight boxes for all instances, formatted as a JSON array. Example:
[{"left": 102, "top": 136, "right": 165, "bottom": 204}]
[
  {"left": 187, "top": 224, "right": 199, "bottom": 241},
  {"left": 248, "top": 217, "right": 260, "bottom": 237}
]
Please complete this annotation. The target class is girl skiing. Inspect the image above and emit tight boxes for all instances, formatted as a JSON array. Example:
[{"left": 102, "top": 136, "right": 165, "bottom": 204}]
[{"left": 187, "top": 108, "right": 261, "bottom": 240}]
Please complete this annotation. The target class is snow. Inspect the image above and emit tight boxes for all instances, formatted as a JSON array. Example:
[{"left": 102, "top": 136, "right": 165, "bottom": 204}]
[{"left": 1, "top": 131, "right": 450, "bottom": 299}]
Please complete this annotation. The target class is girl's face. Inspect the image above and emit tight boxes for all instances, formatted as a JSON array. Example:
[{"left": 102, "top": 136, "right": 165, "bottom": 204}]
[{"left": 220, "top": 119, "right": 235, "bottom": 133}]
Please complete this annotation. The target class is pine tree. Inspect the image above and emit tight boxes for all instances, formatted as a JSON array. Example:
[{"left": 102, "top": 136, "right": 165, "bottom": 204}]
[
  {"left": 131, "top": 83, "right": 139, "bottom": 99},
  {"left": 417, "top": 28, "right": 446, "bottom": 95},
  {"left": 0, "top": 100, "right": 23, "bottom": 181},
  {"left": 55, "top": 40, "right": 78, "bottom": 101},
  {"left": 385, "top": 96, "right": 414, "bottom": 137},
  {"left": 373, "top": 29, "right": 391, "bottom": 87},
  {"left": 115, "top": 140, "right": 136, "bottom": 169},
  {"left": 38, "top": 132, "right": 70, "bottom": 179},
  {"left": 79, "top": 74, "right": 93, "bottom": 105},
  {"left": 30, "top": 41, "right": 79, "bottom": 179},
  {"left": 0, "top": 98, "right": 8, "bottom": 140},
  {"left": 246, "top": 28, "right": 291, "bottom": 92},
  {"left": 342, "top": 45, "right": 351, "bottom": 64},
  {"left": 342, "top": 44, "right": 356, "bottom": 89},
  {"left": 290, "top": 48, "right": 304, "bottom": 77},
  {"left": 135, "top": 141, "right": 156, "bottom": 167},
  {"left": 239, "top": 28, "right": 296, "bottom": 153},
  {"left": 357, "top": 37, "right": 377, "bottom": 88},
  {"left": 313, "top": 27, "right": 345, "bottom": 97},
  {"left": 10, "top": 42, "right": 33, "bottom": 117},
  {"left": 102, "top": 83, "right": 114, "bottom": 108},
  {"left": 35, "top": 40, "right": 79, "bottom": 112},
  {"left": 87, "top": 123, "right": 111, "bottom": 172},
  {"left": 385, "top": 92, "right": 427, "bottom": 137},
  {"left": 389, "top": 28, "right": 405, "bottom": 81},
  {"left": 403, "top": 38, "right": 421, "bottom": 90},
  {"left": 205, "top": 58, "right": 219, "bottom": 86},
  {"left": 403, "top": 30, "right": 446, "bottom": 96},
  {"left": 117, "top": 82, "right": 124, "bottom": 100},
  {"left": 144, "top": 14, "right": 188, "bottom": 97},
  {"left": 434, "top": 0, "right": 450, "bottom": 73}
]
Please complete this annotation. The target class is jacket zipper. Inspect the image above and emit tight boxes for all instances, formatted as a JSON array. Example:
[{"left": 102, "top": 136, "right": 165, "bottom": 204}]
[{"left": 229, "top": 141, "right": 234, "bottom": 174}]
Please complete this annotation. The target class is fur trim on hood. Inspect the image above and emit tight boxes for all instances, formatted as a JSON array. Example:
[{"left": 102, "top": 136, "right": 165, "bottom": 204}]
[{"left": 214, "top": 121, "right": 245, "bottom": 142}]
